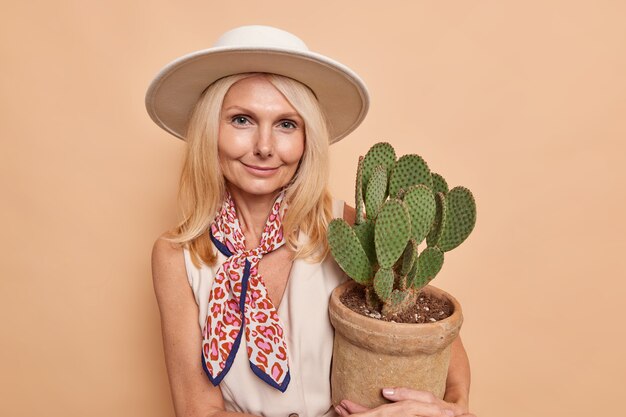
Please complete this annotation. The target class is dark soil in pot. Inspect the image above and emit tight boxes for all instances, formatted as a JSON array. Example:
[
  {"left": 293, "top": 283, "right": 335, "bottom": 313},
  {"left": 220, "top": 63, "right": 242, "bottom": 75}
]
[{"left": 340, "top": 285, "right": 453, "bottom": 323}]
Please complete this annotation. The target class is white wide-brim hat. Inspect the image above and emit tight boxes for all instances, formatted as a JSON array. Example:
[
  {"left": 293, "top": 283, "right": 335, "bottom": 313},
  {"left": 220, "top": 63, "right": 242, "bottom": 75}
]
[{"left": 145, "top": 25, "right": 369, "bottom": 143}]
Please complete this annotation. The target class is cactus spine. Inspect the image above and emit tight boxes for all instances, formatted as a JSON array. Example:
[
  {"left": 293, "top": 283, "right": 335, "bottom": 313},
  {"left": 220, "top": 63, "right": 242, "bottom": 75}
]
[{"left": 328, "top": 142, "right": 476, "bottom": 317}]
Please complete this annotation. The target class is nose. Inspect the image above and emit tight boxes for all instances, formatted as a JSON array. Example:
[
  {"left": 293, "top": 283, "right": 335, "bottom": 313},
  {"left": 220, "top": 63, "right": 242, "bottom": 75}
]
[{"left": 253, "top": 125, "right": 274, "bottom": 158}]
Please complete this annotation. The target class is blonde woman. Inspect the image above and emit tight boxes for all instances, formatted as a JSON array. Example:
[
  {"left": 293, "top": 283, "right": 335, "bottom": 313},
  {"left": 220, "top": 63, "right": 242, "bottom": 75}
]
[{"left": 147, "top": 25, "right": 475, "bottom": 417}]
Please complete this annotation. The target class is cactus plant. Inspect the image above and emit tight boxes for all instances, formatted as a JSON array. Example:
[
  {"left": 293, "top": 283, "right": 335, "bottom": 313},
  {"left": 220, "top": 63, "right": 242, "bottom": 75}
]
[{"left": 328, "top": 142, "right": 476, "bottom": 317}]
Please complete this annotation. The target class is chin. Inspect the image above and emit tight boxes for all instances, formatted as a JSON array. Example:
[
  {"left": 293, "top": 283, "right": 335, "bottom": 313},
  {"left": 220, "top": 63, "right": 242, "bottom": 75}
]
[{"left": 230, "top": 179, "right": 291, "bottom": 197}]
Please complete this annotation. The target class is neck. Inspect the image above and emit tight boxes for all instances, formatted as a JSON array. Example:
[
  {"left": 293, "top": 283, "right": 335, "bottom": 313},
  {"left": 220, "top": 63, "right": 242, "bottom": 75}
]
[{"left": 227, "top": 184, "right": 282, "bottom": 249}]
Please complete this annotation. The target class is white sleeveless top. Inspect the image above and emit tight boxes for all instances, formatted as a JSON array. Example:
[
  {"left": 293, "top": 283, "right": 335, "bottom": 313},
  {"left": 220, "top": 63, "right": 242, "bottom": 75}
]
[{"left": 183, "top": 198, "right": 346, "bottom": 417}]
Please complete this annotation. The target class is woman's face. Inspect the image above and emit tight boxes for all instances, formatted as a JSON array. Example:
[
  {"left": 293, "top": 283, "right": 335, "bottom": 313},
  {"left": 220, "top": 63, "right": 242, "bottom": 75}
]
[{"left": 218, "top": 75, "right": 305, "bottom": 199}]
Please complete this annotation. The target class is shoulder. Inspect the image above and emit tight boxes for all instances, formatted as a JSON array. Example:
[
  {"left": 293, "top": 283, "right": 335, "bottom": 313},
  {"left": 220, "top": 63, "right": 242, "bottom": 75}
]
[
  {"left": 151, "top": 231, "right": 185, "bottom": 274},
  {"left": 151, "top": 231, "right": 188, "bottom": 301}
]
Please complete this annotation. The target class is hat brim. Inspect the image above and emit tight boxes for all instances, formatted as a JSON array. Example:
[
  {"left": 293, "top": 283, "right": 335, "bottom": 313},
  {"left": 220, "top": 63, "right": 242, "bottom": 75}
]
[{"left": 145, "top": 46, "right": 369, "bottom": 143}]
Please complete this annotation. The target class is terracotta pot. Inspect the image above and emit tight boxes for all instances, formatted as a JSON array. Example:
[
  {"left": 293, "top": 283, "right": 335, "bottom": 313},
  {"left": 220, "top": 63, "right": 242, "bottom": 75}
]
[{"left": 329, "top": 280, "right": 463, "bottom": 408}]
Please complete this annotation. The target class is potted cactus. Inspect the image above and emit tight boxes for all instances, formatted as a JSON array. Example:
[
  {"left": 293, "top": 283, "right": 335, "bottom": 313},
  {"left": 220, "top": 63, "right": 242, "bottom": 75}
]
[{"left": 327, "top": 142, "right": 476, "bottom": 408}]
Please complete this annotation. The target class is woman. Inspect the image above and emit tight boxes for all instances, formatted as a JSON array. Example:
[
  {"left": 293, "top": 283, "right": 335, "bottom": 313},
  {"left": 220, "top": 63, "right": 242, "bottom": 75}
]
[{"left": 148, "top": 25, "right": 474, "bottom": 417}]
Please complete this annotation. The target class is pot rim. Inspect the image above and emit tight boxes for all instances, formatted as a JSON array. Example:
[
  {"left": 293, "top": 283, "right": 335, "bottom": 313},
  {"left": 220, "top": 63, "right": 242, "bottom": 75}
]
[{"left": 329, "top": 280, "right": 463, "bottom": 354}]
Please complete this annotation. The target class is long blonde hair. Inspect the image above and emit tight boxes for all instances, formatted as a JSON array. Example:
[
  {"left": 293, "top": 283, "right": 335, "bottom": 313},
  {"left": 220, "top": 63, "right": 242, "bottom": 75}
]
[{"left": 163, "top": 72, "right": 333, "bottom": 267}]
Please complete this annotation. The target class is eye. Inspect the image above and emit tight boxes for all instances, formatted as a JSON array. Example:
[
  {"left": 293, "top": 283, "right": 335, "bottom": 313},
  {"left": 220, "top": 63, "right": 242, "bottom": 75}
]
[
  {"left": 279, "top": 120, "right": 297, "bottom": 129},
  {"left": 231, "top": 115, "right": 251, "bottom": 126}
]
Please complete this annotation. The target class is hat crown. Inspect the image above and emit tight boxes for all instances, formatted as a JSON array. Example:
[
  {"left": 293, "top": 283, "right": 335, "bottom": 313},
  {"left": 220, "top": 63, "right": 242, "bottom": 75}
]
[{"left": 213, "top": 25, "right": 309, "bottom": 51}]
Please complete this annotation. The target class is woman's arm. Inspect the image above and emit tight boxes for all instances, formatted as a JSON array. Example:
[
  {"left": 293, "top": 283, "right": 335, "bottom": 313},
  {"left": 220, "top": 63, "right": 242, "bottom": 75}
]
[
  {"left": 443, "top": 335, "right": 471, "bottom": 412},
  {"left": 151, "top": 234, "right": 259, "bottom": 417}
]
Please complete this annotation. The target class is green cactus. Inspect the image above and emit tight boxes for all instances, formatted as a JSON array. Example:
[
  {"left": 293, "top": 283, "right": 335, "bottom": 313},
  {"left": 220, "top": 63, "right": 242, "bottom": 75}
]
[
  {"left": 354, "top": 156, "right": 365, "bottom": 225},
  {"left": 327, "top": 142, "right": 477, "bottom": 317},
  {"left": 426, "top": 192, "right": 447, "bottom": 247},
  {"left": 403, "top": 185, "right": 436, "bottom": 243},
  {"left": 365, "top": 165, "right": 388, "bottom": 219},
  {"left": 410, "top": 247, "right": 444, "bottom": 289},
  {"left": 389, "top": 154, "right": 432, "bottom": 198},
  {"left": 353, "top": 219, "right": 376, "bottom": 265},
  {"left": 431, "top": 172, "right": 449, "bottom": 194},
  {"left": 374, "top": 267, "right": 394, "bottom": 301},
  {"left": 327, "top": 219, "right": 373, "bottom": 284},
  {"left": 383, "top": 289, "right": 416, "bottom": 316},
  {"left": 361, "top": 142, "right": 396, "bottom": 196},
  {"left": 436, "top": 187, "right": 476, "bottom": 252},
  {"left": 400, "top": 239, "right": 418, "bottom": 277},
  {"left": 375, "top": 199, "right": 411, "bottom": 269}
]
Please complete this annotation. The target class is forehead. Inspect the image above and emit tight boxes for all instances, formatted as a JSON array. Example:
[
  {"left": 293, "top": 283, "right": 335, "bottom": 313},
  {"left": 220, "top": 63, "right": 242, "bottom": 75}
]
[{"left": 222, "top": 75, "right": 297, "bottom": 114}]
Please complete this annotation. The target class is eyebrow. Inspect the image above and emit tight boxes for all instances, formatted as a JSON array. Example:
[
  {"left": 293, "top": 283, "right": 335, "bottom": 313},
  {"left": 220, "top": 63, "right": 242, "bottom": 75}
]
[{"left": 224, "top": 105, "right": 302, "bottom": 120}]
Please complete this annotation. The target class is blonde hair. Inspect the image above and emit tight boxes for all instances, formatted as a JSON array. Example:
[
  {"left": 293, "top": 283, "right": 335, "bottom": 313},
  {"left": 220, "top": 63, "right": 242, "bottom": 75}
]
[{"left": 163, "top": 72, "right": 333, "bottom": 268}]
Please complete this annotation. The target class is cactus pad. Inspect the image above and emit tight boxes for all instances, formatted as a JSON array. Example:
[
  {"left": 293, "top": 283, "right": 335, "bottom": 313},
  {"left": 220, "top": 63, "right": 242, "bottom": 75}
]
[
  {"left": 362, "top": 142, "right": 396, "bottom": 195},
  {"left": 407, "top": 255, "right": 419, "bottom": 283},
  {"left": 373, "top": 267, "right": 394, "bottom": 301},
  {"left": 353, "top": 219, "right": 376, "bottom": 265},
  {"left": 437, "top": 186, "right": 476, "bottom": 252},
  {"left": 389, "top": 154, "right": 433, "bottom": 198},
  {"left": 411, "top": 247, "right": 444, "bottom": 290},
  {"left": 355, "top": 156, "right": 365, "bottom": 225},
  {"left": 365, "top": 165, "right": 388, "bottom": 219},
  {"left": 327, "top": 219, "right": 373, "bottom": 284},
  {"left": 431, "top": 172, "right": 449, "bottom": 195},
  {"left": 375, "top": 199, "right": 411, "bottom": 269},
  {"left": 401, "top": 239, "right": 418, "bottom": 276},
  {"left": 426, "top": 192, "right": 447, "bottom": 247},
  {"left": 403, "top": 185, "right": 436, "bottom": 243}
]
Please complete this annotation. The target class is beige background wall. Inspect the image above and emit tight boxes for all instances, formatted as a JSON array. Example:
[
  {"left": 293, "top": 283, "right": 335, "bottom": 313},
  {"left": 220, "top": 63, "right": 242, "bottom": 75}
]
[{"left": 2, "top": 1, "right": 625, "bottom": 416}]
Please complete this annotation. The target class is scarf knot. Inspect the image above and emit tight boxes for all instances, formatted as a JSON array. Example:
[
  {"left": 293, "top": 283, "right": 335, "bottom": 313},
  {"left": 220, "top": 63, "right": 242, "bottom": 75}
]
[{"left": 201, "top": 190, "right": 291, "bottom": 392}]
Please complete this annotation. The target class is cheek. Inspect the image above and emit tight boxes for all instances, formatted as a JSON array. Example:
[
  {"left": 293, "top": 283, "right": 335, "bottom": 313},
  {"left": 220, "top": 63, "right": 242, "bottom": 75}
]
[
  {"left": 217, "top": 140, "right": 243, "bottom": 176},
  {"left": 216, "top": 141, "right": 230, "bottom": 168},
  {"left": 278, "top": 137, "right": 305, "bottom": 165},
  {"left": 217, "top": 125, "right": 250, "bottom": 158}
]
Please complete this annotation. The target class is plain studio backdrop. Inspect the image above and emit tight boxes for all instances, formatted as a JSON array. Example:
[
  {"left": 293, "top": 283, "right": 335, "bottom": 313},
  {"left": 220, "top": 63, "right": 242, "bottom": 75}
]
[{"left": 1, "top": 1, "right": 625, "bottom": 416}]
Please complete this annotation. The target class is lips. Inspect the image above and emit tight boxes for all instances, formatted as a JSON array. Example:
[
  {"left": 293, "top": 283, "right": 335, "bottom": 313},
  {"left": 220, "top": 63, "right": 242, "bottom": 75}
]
[
  {"left": 241, "top": 162, "right": 279, "bottom": 171},
  {"left": 240, "top": 161, "right": 280, "bottom": 177}
]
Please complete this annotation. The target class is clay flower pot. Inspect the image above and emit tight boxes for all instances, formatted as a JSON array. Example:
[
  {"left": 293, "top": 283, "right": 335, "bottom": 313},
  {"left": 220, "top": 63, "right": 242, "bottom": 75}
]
[{"left": 329, "top": 280, "right": 463, "bottom": 408}]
